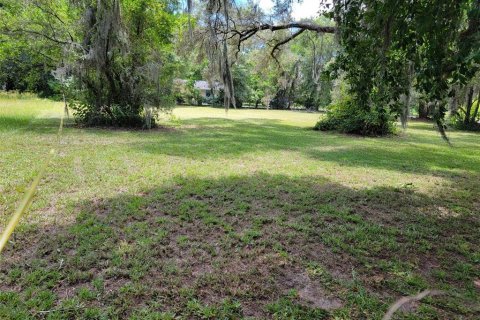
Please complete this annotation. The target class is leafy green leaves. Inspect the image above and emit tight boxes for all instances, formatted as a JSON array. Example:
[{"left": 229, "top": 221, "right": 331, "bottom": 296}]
[{"left": 328, "top": 0, "right": 479, "bottom": 135}]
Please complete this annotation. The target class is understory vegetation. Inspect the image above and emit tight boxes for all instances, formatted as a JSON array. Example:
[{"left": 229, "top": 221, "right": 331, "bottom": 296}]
[
  {"left": 314, "top": 97, "right": 395, "bottom": 136},
  {"left": 1, "top": 96, "right": 479, "bottom": 319}
]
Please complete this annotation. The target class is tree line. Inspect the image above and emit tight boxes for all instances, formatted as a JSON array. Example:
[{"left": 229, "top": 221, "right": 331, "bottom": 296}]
[{"left": 0, "top": 0, "right": 479, "bottom": 135}]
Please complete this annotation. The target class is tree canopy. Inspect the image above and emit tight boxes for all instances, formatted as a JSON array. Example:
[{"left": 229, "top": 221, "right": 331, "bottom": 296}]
[{"left": 1, "top": 0, "right": 182, "bottom": 127}]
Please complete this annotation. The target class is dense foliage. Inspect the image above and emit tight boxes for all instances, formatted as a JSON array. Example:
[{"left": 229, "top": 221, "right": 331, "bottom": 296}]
[
  {"left": 317, "top": 0, "right": 480, "bottom": 136},
  {"left": 314, "top": 97, "right": 395, "bottom": 135},
  {"left": 0, "top": 48, "right": 59, "bottom": 98},
  {"left": 448, "top": 73, "right": 480, "bottom": 130},
  {"left": 0, "top": 0, "right": 181, "bottom": 127}
]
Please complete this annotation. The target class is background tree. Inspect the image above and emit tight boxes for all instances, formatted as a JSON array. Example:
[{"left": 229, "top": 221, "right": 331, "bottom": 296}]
[
  {"left": 290, "top": 22, "right": 336, "bottom": 111},
  {"left": 190, "top": 0, "right": 335, "bottom": 110},
  {"left": 1, "top": 0, "right": 181, "bottom": 128},
  {"left": 194, "top": 0, "right": 478, "bottom": 136},
  {"left": 450, "top": 72, "right": 480, "bottom": 130},
  {"left": 72, "top": 0, "right": 179, "bottom": 127},
  {"left": 0, "top": 48, "right": 59, "bottom": 97},
  {"left": 0, "top": 0, "right": 70, "bottom": 96},
  {"left": 317, "top": 0, "right": 480, "bottom": 136}
]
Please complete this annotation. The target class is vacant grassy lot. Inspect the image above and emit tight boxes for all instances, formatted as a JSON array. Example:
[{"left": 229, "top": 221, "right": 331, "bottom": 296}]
[{"left": 0, "top": 95, "right": 479, "bottom": 319}]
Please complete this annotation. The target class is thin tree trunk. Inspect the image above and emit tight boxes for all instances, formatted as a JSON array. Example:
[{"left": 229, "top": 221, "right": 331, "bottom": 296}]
[
  {"left": 449, "top": 86, "right": 459, "bottom": 114},
  {"left": 464, "top": 86, "right": 474, "bottom": 124},
  {"left": 62, "top": 91, "right": 69, "bottom": 120},
  {"left": 471, "top": 87, "right": 480, "bottom": 123},
  {"left": 401, "top": 62, "right": 414, "bottom": 128}
]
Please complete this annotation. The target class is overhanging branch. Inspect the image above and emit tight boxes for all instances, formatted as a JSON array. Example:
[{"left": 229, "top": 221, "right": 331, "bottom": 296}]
[
  {"left": 231, "top": 21, "right": 336, "bottom": 61},
  {"left": 271, "top": 28, "right": 306, "bottom": 62},
  {"left": 238, "top": 22, "right": 335, "bottom": 43}
]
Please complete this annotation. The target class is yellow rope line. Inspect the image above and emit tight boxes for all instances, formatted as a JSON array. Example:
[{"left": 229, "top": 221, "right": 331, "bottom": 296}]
[{"left": 0, "top": 105, "right": 65, "bottom": 254}]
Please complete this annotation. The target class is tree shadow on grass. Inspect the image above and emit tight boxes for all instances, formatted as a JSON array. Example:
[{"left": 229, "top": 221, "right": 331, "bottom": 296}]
[
  {"left": 0, "top": 114, "right": 66, "bottom": 134},
  {"left": 4, "top": 112, "right": 479, "bottom": 179},
  {"left": 134, "top": 118, "right": 480, "bottom": 178},
  {"left": 1, "top": 174, "right": 479, "bottom": 319},
  {"left": 0, "top": 116, "right": 32, "bottom": 131}
]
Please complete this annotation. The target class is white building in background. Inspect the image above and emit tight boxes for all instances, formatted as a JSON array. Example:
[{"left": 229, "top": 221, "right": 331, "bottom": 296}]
[
  {"left": 174, "top": 79, "right": 223, "bottom": 100},
  {"left": 192, "top": 80, "right": 212, "bottom": 99}
]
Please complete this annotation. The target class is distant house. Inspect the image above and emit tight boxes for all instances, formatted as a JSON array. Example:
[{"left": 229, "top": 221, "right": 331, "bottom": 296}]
[
  {"left": 193, "top": 80, "right": 212, "bottom": 99},
  {"left": 173, "top": 79, "right": 223, "bottom": 100}
]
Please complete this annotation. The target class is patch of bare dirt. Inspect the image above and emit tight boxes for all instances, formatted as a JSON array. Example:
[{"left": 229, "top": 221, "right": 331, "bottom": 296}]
[{"left": 282, "top": 270, "right": 343, "bottom": 310}]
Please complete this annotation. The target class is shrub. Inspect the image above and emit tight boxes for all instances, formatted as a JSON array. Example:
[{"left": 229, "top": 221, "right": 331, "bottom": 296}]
[
  {"left": 449, "top": 110, "right": 480, "bottom": 131},
  {"left": 71, "top": 103, "right": 145, "bottom": 128},
  {"left": 216, "top": 89, "right": 243, "bottom": 108},
  {"left": 314, "top": 98, "right": 395, "bottom": 135},
  {"left": 269, "top": 90, "right": 290, "bottom": 109}
]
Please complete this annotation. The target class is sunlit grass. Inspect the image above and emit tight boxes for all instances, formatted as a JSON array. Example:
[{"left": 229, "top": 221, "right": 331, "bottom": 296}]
[
  {"left": 168, "top": 106, "right": 324, "bottom": 127},
  {"left": 0, "top": 92, "right": 59, "bottom": 132}
]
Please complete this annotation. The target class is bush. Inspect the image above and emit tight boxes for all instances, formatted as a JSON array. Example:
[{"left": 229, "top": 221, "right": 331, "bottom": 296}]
[
  {"left": 269, "top": 90, "right": 290, "bottom": 109},
  {"left": 215, "top": 89, "right": 243, "bottom": 108},
  {"left": 204, "top": 94, "right": 220, "bottom": 106},
  {"left": 71, "top": 103, "right": 145, "bottom": 128},
  {"left": 175, "top": 94, "right": 186, "bottom": 105},
  {"left": 449, "top": 111, "right": 480, "bottom": 131},
  {"left": 314, "top": 98, "right": 395, "bottom": 135}
]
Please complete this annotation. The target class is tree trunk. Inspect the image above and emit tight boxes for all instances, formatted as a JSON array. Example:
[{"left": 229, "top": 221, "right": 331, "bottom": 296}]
[
  {"left": 418, "top": 100, "right": 429, "bottom": 119},
  {"left": 464, "top": 86, "right": 474, "bottom": 124},
  {"left": 449, "top": 86, "right": 459, "bottom": 114},
  {"left": 471, "top": 88, "right": 480, "bottom": 123}
]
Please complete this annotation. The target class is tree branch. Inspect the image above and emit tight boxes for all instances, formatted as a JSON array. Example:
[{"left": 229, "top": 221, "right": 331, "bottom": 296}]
[
  {"left": 4, "top": 28, "right": 72, "bottom": 45},
  {"left": 238, "top": 22, "right": 335, "bottom": 43},
  {"left": 271, "top": 28, "right": 306, "bottom": 62},
  {"left": 229, "top": 21, "right": 335, "bottom": 62}
]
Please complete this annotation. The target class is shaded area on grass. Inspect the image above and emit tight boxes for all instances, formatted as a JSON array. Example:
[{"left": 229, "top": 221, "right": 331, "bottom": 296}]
[
  {"left": 135, "top": 118, "right": 480, "bottom": 178},
  {"left": 0, "top": 116, "right": 32, "bottom": 131},
  {"left": 0, "top": 95, "right": 61, "bottom": 133},
  {"left": 4, "top": 110, "right": 480, "bottom": 181},
  {"left": 1, "top": 174, "right": 479, "bottom": 319}
]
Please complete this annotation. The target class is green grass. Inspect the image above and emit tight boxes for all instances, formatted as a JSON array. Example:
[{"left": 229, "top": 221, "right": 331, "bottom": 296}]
[{"left": 0, "top": 94, "right": 479, "bottom": 319}]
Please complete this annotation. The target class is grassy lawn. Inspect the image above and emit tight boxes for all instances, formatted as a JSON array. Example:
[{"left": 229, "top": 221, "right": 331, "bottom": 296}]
[{"left": 0, "top": 95, "right": 479, "bottom": 319}]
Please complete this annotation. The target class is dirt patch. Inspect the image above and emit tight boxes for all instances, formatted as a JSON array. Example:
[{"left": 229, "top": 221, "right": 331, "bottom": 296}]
[{"left": 283, "top": 271, "right": 343, "bottom": 310}]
